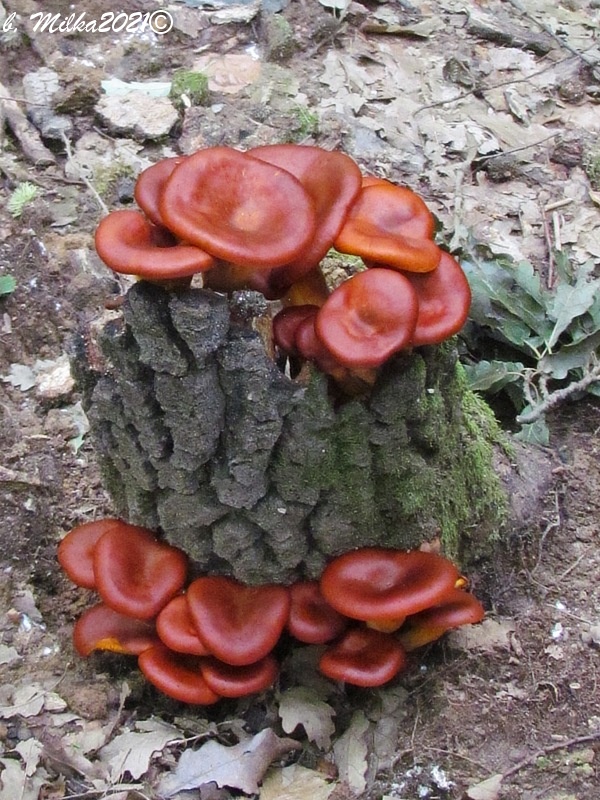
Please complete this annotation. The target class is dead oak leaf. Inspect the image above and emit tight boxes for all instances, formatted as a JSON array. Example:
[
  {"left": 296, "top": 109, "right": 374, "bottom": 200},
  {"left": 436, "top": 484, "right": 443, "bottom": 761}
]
[
  {"left": 279, "top": 687, "right": 336, "bottom": 750},
  {"left": 158, "top": 729, "right": 302, "bottom": 797},
  {"left": 465, "top": 773, "right": 503, "bottom": 800},
  {"left": 98, "top": 718, "right": 182, "bottom": 781}
]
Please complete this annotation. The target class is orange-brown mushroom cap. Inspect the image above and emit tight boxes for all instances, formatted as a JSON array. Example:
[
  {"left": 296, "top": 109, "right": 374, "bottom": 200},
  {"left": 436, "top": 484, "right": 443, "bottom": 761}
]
[
  {"left": 294, "top": 311, "right": 350, "bottom": 380},
  {"left": 138, "top": 644, "right": 220, "bottom": 705},
  {"left": 287, "top": 581, "right": 349, "bottom": 644},
  {"left": 200, "top": 654, "right": 279, "bottom": 698},
  {"left": 320, "top": 548, "right": 461, "bottom": 629},
  {"left": 273, "top": 304, "right": 320, "bottom": 358},
  {"left": 186, "top": 576, "right": 290, "bottom": 666},
  {"left": 95, "top": 209, "right": 214, "bottom": 280},
  {"left": 249, "top": 144, "right": 362, "bottom": 291},
  {"left": 134, "top": 156, "right": 187, "bottom": 227},
  {"left": 334, "top": 183, "right": 440, "bottom": 272},
  {"left": 156, "top": 595, "right": 210, "bottom": 656},
  {"left": 319, "top": 626, "right": 407, "bottom": 687},
  {"left": 73, "top": 603, "right": 159, "bottom": 656},
  {"left": 403, "top": 250, "right": 471, "bottom": 346},
  {"left": 94, "top": 523, "right": 188, "bottom": 620},
  {"left": 398, "top": 589, "right": 485, "bottom": 651},
  {"left": 314, "top": 268, "right": 419, "bottom": 368},
  {"left": 159, "top": 146, "right": 317, "bottom": 269},
  {"left": 57, "top": 518, "right": 122, "bottom": 589}
]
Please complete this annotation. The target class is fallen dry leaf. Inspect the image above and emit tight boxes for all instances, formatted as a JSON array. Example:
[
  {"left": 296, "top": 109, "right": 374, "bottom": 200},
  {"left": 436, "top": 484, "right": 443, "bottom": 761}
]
[
  {"left": 98, "top": 718, "right": 182, "bottom": 780},
  {"left": 279, "top": 687, "right": 336, "bottom": 750},
  {"left": 332, "top": 712, "right": 370, "bottom": 795},
  {"left": 14, "top": 739, "right": 43, "bottom": 777},
  {"left": 0, "top": 756, "right": 47, "bottom": 800},
  {"left": 157, "top": 728, "right": 302, "bottom": 797},
  {"left": 448, "top": 618, "right": 515, "bottom": 652},
  {"left": 259, "top": 764, "right": 336, "bottom": 800},
  {"left": 465, "top": 773, "right": 504, "bottom": 800},
  {"left": 0, "top": 685, "right": 66, "bottom": 719}
]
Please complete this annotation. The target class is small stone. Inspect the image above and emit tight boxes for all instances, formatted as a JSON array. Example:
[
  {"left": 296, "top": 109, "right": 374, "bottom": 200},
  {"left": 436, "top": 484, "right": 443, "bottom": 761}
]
[
  {"left": 558, "top": 78, "right": 586, "bottom": 103},
  {"left": 0, "top": 645, "right": 20, "bottom": 665},
  {"left": 22, "top": 68, "right": 73, "bottom": 139},
  {"left": 582, "top": 624, "right": 600, "bottom": 646},
  {"left": 551, "top": 133, "right": 585, "bottom": 167},
  {"left": 95, "top": 93, "right": 179, "bottom": 140},
  {"left": 482, "top": 154, "right": 521, "bottom": 183},
  {"left": 35, "top": 357, "right": 75, "bottom": 401},
  {"left": 52, "top": 62, "right": 103, "bottom": 115},
  {"left": 43, "top": 408, "right": 80, "bottom": 440},
  {"left": 262, "top": 13, "right": 297, "bottom": 62}
]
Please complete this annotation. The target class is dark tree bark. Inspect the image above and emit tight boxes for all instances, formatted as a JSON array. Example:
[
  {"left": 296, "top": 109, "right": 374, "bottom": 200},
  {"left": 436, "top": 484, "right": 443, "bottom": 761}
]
[{"left": 78, "top": 282, "right": 550, "bottom": 584}]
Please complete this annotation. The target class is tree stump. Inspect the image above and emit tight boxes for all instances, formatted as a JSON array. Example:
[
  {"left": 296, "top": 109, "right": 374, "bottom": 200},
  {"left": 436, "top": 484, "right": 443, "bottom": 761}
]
[{"left": 78, "top": 282, "right": 537, "bottom": 584}]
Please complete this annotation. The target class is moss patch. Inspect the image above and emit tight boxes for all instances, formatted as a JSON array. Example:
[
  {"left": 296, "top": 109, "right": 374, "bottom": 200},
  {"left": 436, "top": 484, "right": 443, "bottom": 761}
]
[
  {"left": 169, "top": 70, "right": 209, "bottom": 107},
  {"left": 272, "top": 345, "right": 508, "bottom": 568}
]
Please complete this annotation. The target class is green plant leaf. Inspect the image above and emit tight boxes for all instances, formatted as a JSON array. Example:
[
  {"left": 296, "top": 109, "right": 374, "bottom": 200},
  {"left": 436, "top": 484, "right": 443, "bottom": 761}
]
[
  {"left": 540, "top": 330, "right": 600, "bottom": 379},
  {"left": 515, "top": 416, "right": 550, "bottom": 446},
  {"left": 463, "top": 258, "right": 552, "bottom": 343},
  {"left": 586, "top": 291, "right": 600, "bottom": 329},
  {"left": 0, "top": 275, "right": 16, "bottom": 296},
  {"left": 512, "top": 260, "right": 545, "bottom": 305},
  {"left": 464, "top": 360, "right": 525, "bottom": 392},
  {"left": 547, "top": 271, "right": 600, "bottom": 349},
  {"left": 587, "top": 381, "right": 600, "bottom": 397}
]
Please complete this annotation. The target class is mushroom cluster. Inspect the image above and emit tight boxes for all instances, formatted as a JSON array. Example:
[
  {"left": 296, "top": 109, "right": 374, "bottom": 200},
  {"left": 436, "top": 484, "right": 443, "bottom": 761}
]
[
  {"left": 94, "top": 144, "right": 471, "bottom": 393},
  {"left": 59, "top": 519, "right": 484, "bottom": 704}
]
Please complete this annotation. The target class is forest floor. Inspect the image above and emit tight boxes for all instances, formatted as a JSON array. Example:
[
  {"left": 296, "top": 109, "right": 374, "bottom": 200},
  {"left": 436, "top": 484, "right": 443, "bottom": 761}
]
[{"left": 0, "top": 1, "right": 599, "bottom": 798}]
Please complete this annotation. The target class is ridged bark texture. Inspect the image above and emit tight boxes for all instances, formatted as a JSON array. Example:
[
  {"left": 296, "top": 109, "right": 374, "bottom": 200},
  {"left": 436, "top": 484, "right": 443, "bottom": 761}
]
[{"left": 83, "top": 282, "right": 510, "bottom": 584}]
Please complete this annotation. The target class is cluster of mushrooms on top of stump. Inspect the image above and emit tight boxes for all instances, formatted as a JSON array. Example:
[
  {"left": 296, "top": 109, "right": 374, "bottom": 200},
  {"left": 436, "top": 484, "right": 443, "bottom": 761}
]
[{"left": 59, "top": 144, "right": 483, "bottom": 704}]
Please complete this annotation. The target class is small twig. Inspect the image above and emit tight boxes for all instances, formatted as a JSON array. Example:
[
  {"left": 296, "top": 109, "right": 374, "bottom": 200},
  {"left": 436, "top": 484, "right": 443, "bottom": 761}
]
[
  {"left": 531, "top": 489, "right": 561, "bottom": 574},
  {"left": 0, "top": 93, "right": 55, "bottom": 108},
  {"left": 63, "top": 788, "right": 146, "bottom": 800},
  {"left": 501, "top": 730, "right": 600, "bottom": 780},
  {"left": 478, "top": 132, "right": 560, "bottom": 162},
  {"left": 424, "top": 746, "right": 490, "bottom": 773},
  {"left": 552, "top": 211, "right": 562, "bottom": 253},
  {"left": 541, "top": 206, "right": 556, "bottom": 290},
  {"left": 60, "top": 132, "right": 109, "bottom": 215},
  {"left": 544, "top": 198, "right": 573, "bottom": 213},
  {"left": 521, "top": 369, "right": 538, "bottom": 410},
  {"left": 517, "top": 362, "right": 600, "bottom": 424},
  {"left": 556, "top": 553, "right": 587, "bottom": 582},
  {"left": 0, "top": 80, "right": 55, "bottom": 165},
  {"left": 547, "top": 601, "right": 591, "bottom": 624},
  {"left": 414, "top": 51, "right": 578, "bottom": 115},
  {"left": 503, "top": 0, "right": 598, "bottom": 66}
]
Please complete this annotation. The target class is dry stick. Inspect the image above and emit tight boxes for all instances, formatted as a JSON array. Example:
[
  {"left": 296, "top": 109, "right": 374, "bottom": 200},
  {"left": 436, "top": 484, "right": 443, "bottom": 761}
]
[
  {"left": 540, "top": 205, "right": 556, "bottom": 290},
  {"left": 0, "top": 81, "right": 55, "bottom": 165},
  {"left": 478, "top": 132, "right": 560, "bottom": 163},
  {"left": 501, "top": 731, "right": 600, "bottom": 781},
  {"left": 531, "top": 489, "right": 561, "bottom": 575},
  {"left": 60, "top": 131, "right": 109, "bottom": 215},
  {"left": 516, "top": 362, "right": 600, "bottom": 424},
  {"left": 503, "top": 0, "right": 599, "bottom": 66},
  {"left": 413, "top": 51, "right": 578, "bottom": 115},
  {"left": 414, "top": 37, "right": 598, "bottom": 116}
]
